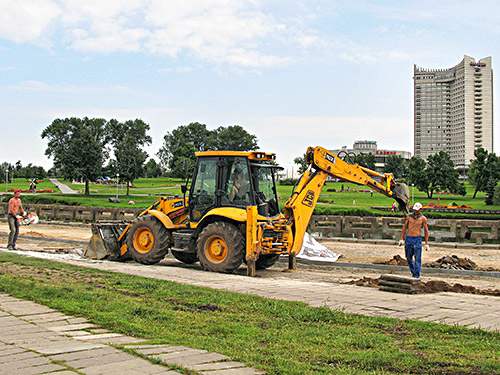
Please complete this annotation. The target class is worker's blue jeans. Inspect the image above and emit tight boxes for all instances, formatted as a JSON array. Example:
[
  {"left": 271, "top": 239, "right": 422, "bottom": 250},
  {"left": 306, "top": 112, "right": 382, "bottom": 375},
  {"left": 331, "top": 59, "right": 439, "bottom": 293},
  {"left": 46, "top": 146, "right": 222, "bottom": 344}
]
[{"left": 405, "top": 236, "right": 422, "bottom": 278}]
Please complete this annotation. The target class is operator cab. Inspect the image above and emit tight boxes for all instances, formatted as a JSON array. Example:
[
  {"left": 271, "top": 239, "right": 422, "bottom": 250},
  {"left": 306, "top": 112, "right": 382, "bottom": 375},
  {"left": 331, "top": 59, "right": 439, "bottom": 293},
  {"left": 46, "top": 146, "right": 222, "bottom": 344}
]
[{"left": 188, "top": 151, "right": 281, "bottom": 221}]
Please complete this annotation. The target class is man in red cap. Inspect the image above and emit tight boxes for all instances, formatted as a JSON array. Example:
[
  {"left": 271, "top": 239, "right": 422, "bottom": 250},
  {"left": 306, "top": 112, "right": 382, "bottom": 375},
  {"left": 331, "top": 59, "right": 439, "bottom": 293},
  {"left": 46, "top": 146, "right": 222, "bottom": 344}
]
[{"left": 7, "top": 190, "right": 26, "bottom": 250}]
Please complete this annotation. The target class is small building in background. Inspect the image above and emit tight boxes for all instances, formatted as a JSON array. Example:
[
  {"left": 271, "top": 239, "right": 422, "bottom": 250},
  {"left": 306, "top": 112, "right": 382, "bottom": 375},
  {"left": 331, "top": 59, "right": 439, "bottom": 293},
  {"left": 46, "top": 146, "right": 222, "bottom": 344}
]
[{"left": 330, "top": 141, "right": 411, "bottom": 173}]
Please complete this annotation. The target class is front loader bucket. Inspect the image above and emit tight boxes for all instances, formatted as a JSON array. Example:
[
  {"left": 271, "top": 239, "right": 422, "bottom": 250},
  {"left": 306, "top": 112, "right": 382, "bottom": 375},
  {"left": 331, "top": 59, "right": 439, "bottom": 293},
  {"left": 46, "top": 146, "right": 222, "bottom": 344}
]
[
  {"left": 83, "top": 222, "right": 129, "bottom": 261},
  {"left": 84, "top": 229, "right": 109, "bottom": 260},
  {"left": 392, "top": 183, "right": 410, "bottom": 213}
]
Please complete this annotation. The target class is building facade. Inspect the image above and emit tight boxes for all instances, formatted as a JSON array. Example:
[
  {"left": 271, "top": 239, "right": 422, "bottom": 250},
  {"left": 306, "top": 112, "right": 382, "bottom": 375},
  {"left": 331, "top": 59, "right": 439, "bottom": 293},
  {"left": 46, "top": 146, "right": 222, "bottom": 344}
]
[
  {"left": 414, "top": 55, "right": 493, "bottom": 173},
  {"left": 331, "top": 141, "right": 411, "bottom": 173}
]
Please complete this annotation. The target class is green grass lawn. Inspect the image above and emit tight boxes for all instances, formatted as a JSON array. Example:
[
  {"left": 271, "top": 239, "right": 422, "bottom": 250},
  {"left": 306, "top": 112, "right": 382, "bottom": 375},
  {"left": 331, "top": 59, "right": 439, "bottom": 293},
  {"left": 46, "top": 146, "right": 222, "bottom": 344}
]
[
  {"left": 0, "top": 252, "right": 499, "bottom": 375},
  {"left": 0, "top": 177, "right": 61, "bottom": 193},
  {"left": 2, "top": 177, "right": 499, "bottom": 216}
]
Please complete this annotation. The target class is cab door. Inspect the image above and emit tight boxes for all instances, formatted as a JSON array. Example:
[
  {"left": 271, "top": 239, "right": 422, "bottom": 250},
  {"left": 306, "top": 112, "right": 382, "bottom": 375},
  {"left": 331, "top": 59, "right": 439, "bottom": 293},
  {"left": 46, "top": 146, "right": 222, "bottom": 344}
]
[{"left": 189, "top": 158, "right": 218, "bottom": 222}]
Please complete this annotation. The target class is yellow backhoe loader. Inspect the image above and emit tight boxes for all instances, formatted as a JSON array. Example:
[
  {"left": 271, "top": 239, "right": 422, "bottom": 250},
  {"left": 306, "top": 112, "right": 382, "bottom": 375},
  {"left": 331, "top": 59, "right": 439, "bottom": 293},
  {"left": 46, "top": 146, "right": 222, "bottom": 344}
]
[{"left": 85, "top": 146, "right": 409, "bottom": 276}]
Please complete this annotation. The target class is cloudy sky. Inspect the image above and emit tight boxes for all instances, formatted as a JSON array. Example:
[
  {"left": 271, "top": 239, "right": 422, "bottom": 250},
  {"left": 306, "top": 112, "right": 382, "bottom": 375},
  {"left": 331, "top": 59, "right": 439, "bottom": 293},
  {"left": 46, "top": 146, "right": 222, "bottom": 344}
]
[{"left": 0, "top": 0, "right": 498, "bottom": 173}]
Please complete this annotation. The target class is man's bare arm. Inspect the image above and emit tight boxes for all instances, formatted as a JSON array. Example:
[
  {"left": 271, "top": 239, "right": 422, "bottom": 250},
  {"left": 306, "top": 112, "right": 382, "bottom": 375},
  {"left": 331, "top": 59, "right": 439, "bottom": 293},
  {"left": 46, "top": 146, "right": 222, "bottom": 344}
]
[
  {"left": 400, "top": 217, "right": 409, "bottom": 241},
  {"left": 423, "top": 217, "right": 429, "bottom": 244}
]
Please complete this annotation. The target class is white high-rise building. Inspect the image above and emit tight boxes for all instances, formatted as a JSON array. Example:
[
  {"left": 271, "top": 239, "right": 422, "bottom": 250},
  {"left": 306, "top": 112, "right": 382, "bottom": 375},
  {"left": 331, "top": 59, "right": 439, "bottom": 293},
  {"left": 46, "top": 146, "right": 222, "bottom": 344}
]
[{"left": 414, "top": 56, "right": 493, "bottom": 173}]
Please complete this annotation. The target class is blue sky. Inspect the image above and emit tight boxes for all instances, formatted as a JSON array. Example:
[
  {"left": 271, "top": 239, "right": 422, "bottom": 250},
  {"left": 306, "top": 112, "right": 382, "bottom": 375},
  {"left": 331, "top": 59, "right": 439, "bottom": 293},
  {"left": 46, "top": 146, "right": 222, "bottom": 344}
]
[{"left": 0, "top": 0, "right": 498, "bottom": 173}]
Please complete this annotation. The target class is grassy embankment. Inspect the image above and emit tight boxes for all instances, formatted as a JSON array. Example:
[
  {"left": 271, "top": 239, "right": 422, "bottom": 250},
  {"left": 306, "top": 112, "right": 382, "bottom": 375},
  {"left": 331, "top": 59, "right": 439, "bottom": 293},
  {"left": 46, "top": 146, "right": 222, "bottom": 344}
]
[{"left": 0, "top": 252, "right": 499, "bottom": 375}]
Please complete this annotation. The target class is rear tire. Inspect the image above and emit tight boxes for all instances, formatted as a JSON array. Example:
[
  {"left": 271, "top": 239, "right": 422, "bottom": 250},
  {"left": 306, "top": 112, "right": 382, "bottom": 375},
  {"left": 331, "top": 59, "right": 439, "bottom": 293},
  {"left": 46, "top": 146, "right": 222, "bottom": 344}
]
[
  {"left": 171, "top": 250, "right": 198, "bottom": 264},
  {"left": 256, "top": 254, "right": 280, "bottom": 269},
  {"left": 126, "top": 215, "right": 169, "bottom": 265},
  {"left": 197, "top": 222, "right": 244, "bottom": 273}
]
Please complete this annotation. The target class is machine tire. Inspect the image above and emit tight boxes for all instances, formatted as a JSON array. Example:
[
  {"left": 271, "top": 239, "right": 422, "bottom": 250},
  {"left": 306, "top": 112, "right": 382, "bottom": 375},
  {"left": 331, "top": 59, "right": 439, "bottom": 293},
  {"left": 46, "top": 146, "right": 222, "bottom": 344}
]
[
  {"left": 171, "top": 250, "right": 198, "bottom": 264},
  {"left": 126, "top": 215, "right": 169, "bottom": 265},
  {"left": 197, "top": 222, "right": 244, "bottom": 273},
  {"left": 255, "top": 254, "right": 280, "bottom": 269}
]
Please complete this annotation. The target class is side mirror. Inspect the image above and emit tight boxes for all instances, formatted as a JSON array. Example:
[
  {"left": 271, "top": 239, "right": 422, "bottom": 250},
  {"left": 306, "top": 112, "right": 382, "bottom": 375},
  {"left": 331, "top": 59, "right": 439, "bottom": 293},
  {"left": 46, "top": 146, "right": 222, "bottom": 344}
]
[{"left": 181, "top": 185, "right": 188, "bottom": 194}]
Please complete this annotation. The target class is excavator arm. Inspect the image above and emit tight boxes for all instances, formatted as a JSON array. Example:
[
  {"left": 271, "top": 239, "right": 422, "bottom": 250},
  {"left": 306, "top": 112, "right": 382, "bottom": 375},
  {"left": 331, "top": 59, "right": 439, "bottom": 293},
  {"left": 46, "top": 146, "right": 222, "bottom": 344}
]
[{"left": 284, "top": 146, "right": 409, "bottom": 257}]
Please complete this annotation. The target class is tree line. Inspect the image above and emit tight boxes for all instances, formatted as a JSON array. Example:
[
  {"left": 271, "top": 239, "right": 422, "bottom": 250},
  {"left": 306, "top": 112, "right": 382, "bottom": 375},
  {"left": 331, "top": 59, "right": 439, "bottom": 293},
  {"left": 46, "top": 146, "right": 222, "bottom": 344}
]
[
  {"left": 0, "top": 162, "right": 47, "bottom": 184},
  {"left": 41, "top": 118, "right": 258, "bottom": 195}
]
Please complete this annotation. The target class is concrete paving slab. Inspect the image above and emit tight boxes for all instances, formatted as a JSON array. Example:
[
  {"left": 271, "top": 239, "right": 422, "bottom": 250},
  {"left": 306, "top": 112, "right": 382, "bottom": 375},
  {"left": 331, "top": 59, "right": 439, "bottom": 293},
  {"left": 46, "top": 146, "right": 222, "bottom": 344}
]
[
  {"left": 48, "top": 323, "right": 97, "bottom": 332},
  {"left": 48, "top": 346, "right": 119, "bottom": 362},
  {"left": 132, "top": 345, "right": 193, "bottom": 355},
  {"left": 29, "top": 340, "right": 106, "bottom": 355},
  {"left": 80, "top": 357, "right": 161, "bottom": 374},
  {"left": 0, "top": 363, "right": 65, "bottom": 375},
  {"left": 64, "top": 352, "right": 138, "bottom": 369},
  {"left": 75, "top": 332, "right": 122, "bottom": 340},
  {"left": 193, "top": 361, "right": 247, "bottom": 371},
  {"left": 200, "top": 368, "right": 264, "bottom": 375},
  {"left": 167, "top": 352, "right": 229, "bottom": 369},
  {"left": 154, "top": 348, "right": 209, "bottom": 361}
]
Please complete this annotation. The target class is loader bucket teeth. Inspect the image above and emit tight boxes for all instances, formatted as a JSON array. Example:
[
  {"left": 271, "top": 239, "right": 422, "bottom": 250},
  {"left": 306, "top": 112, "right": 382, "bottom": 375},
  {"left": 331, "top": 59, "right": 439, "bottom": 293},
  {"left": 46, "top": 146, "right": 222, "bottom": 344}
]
[{"left": 392, "top": 183, "right": 410, "bottom": 213}]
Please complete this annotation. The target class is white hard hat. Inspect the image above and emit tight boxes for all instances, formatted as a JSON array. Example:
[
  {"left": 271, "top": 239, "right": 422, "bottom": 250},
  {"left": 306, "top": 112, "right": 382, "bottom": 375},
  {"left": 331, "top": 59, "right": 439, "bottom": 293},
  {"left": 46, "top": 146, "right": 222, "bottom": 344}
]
[{"left": 413, "top": 202, "right": 423, "bottom": 211}]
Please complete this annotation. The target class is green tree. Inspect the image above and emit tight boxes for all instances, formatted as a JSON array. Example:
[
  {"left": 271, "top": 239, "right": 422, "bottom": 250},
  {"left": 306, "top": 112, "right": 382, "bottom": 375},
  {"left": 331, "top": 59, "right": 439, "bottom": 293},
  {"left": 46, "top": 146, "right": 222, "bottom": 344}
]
[
  {"left": 41, "top": 117, "right": 108, "bottom": 195},
  {"left": 144, "top": 159, "right": 163, "bottom": 178},
  {"left": 169, "top": 143, "right": 197, "bottom": 181},
  {"left": 493, "top": 181, "right": 500, "bottom": 205},
  {"left": 211, "top": 125, "right": 258, "bottom": 151},
  {"left": 408, "top": 152, "right": 466, "bottom": 199},
  {"left": 293, "top": 153, "right": 308, "bottom": 174},
  {"left": 158, "top": 122, "right": 259, "bottom": 178},
  {"left": 485, "top": 177, "right": 497, "bottom": 205},
  {"left": 157, "top": 122, "right": 212, "bottom": 170},
  {"left": 0, "top": 163, "right": 13, "bottom": 183},
  {"left": 468, "top": 148, "right": 500, "bottom": 198},
  {"left": 383, "top": 155, "right": 407, "bottom": 178},
  {"left": 407, "top": 157, "right": 429, "bottom": 195},
  {"left": 354, "top": 152, "right": 376, "bottom": 171},
  {"left": 107, "top": 119, "right": 152, "bottom": 196}
]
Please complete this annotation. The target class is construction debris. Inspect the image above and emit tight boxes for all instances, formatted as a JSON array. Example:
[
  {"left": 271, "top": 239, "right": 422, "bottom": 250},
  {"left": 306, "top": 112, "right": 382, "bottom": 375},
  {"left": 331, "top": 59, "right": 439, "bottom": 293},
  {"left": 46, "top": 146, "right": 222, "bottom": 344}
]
[
  {"left": 423, "top": 255, "right": 477, "bottom": 270},
  {"left": 374, "top": 255, "right": 408, "bottom": 266}
]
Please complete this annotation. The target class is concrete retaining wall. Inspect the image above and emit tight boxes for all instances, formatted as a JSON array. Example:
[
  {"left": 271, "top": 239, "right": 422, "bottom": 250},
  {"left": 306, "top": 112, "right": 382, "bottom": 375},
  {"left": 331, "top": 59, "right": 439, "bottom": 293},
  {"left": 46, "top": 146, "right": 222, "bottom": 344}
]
[
  {"left": 0, "top": 203, "right": 142, "bottom": 223},
  {"left": 2, "top": 202, "right": 498, "bottom": 243},
  {"left": 309, "top": 215, "right": 499, "bottom": 243}
]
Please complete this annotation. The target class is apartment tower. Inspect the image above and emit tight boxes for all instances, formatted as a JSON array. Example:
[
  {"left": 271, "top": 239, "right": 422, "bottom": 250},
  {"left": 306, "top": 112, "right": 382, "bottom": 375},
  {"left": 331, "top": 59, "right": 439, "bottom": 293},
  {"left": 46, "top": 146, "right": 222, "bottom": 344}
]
[{"left": 413, "top": 55, "right": 493, "bottom": 173}]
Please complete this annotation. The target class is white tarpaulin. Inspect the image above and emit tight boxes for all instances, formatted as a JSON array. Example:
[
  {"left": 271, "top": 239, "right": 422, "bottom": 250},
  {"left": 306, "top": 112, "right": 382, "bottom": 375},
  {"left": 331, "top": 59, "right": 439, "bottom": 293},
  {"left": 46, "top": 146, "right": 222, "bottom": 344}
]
[{"left": 297, "top": 233, "right": 341, "bottom": 262}]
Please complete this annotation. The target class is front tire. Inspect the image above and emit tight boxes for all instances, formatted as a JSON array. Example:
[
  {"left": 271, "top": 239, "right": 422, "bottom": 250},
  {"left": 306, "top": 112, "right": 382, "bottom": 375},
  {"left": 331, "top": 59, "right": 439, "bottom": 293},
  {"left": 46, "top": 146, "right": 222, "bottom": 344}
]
[
  {"left": 197, "top": 222, "right": 244, "bottom": 273},
  {"left": 126, "top": 215, "right": 169, "bottom": 265}
]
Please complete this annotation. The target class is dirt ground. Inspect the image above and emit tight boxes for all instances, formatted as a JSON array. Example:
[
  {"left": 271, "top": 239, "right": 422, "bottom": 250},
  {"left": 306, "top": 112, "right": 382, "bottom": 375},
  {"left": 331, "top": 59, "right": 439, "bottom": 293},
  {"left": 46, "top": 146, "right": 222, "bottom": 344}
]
[{"left": 1, "top": 221, "right": 500, "bottom": 293}]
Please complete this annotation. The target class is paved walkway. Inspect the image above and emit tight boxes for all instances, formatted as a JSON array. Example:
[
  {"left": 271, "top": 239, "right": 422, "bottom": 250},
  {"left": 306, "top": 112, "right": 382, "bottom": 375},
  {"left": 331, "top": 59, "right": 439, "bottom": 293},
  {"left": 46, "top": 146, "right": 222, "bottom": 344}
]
[
  {"left": 0, "top": 293, "right": 262, "bottom": 375},
  {"left": 49, "top": 178, "right": 78, "bottom": 194}
]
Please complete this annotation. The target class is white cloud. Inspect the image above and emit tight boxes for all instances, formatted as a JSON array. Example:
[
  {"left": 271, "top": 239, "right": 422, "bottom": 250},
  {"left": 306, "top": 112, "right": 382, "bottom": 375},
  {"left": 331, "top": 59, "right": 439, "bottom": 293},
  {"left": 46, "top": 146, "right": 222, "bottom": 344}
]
[
  {"left": 0, "top": 0, "right": 304, "bottom": 67},
  {"left": 0, "top": 0, "right": 61, "bottom": 44}
]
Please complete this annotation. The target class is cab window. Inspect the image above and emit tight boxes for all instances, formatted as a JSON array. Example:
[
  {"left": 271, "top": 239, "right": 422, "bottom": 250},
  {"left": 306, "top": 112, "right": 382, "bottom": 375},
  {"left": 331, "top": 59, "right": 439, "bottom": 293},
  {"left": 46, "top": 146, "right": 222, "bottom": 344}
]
[
  {"left": 190, "top": 159, "right": 217, "bottom": 221},
  {"left": 221, "top": 157, "right": 252, "bottom": 207}
]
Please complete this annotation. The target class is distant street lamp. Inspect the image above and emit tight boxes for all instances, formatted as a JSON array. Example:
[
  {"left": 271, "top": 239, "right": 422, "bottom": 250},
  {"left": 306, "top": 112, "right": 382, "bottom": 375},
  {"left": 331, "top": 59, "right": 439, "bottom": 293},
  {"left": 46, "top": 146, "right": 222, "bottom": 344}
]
[
  {"left": 116, "top": 174, "right": 120, "bottom": 199},
  {"left": 411, "top": 183, "right": 415, "bottom": 206},
  {"left": 5, "top": 168, "right": 9, "bottom": 193}
]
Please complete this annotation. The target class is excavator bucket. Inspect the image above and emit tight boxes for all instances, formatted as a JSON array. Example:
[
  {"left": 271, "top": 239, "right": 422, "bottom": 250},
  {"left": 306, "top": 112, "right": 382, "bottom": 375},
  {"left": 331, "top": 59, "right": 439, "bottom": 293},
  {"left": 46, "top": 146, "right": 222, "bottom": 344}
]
[
  {"left": 392, "top": 183, "right": 410, "bottom": 212},
  {"left": 83, "top": 222, "right": 128, "bottom": 260}
]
